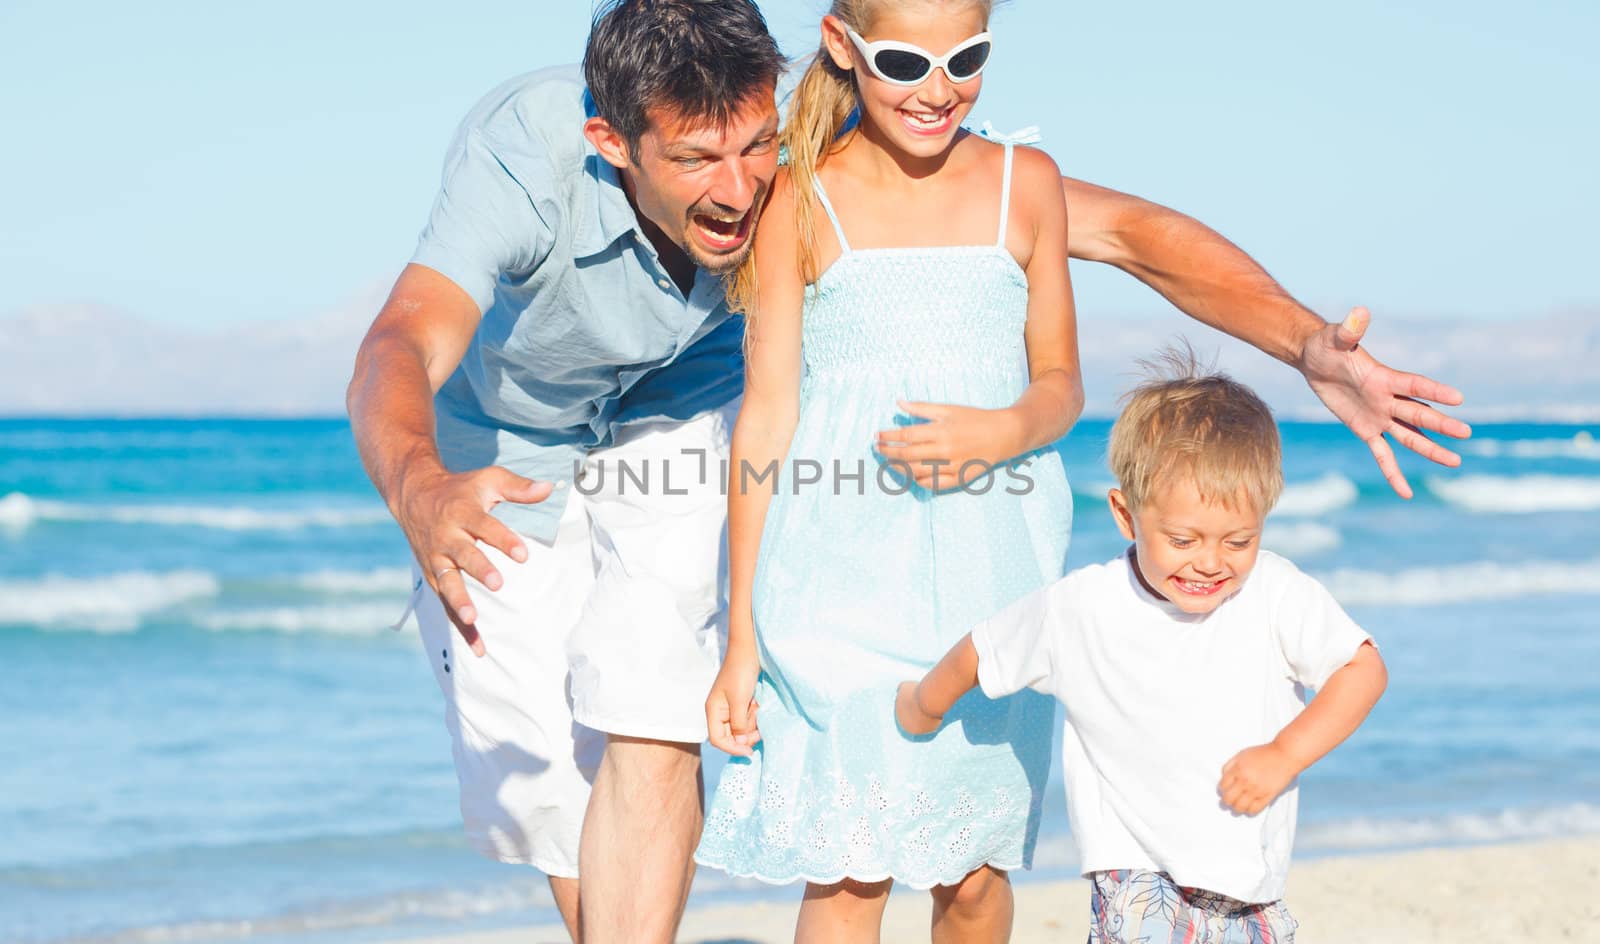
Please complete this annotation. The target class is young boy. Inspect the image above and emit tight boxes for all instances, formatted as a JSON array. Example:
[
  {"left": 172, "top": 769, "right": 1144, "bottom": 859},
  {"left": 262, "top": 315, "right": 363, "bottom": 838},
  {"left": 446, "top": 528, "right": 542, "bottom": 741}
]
[{"left": 896, "top": 356, "right": 1387, "bottom": 942}]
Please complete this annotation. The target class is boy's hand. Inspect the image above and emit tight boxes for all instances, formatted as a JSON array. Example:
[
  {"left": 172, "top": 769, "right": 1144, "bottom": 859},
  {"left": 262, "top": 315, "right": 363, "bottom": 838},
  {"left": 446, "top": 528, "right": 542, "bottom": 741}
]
[
  {"left": 1218, "top": 742, "right": 1300, "bottom": 815},
  {"left": 895, "top": 681, "right": 943, "bottom": 735}
]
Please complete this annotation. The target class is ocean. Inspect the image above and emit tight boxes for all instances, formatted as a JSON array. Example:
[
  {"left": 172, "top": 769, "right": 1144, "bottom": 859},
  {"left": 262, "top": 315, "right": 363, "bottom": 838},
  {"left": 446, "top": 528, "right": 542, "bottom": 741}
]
[{"left": 2, "top": 418, "right": 1597, "bottom": 943}]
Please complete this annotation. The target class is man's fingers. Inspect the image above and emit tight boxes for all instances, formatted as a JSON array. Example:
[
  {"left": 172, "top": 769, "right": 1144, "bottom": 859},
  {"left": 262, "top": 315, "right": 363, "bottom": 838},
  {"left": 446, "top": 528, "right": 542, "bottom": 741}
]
[
  {"left": 1388, "top": 368, "right": 1467, "bottom": 411},
  {"left": 1333, "top": 306, "right": 1371, "bottom": 351},
  {"left": 450, "top": 540, "right": 503, "bottom": 593},
  {"left": 489, "top": 467, "right": 557, "bottom": 507},
  {"left": 1391, "top": 394, "right": 1470, "bottom": 440},
  {"left": 1389, "top": 420, "right": 1462, "bottom": 469},
  {"left": 455, "top": 621, "right": 486, "bottom": 658},
  {"left": 1365, "top": 433, "right": 1414, "bottom": 500},
  {"left": 474, "top": 514, "right": 531, "bottom": 569},
  {"left": 435, "top": 570, "right": 487, "bottom": 657}
]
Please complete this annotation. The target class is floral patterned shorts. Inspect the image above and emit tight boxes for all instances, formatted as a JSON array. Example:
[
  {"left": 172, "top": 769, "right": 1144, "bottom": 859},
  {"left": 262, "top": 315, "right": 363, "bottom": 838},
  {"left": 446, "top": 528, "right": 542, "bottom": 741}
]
[{"left": 1087, "top": 869, "right": 1298, "bottom": 944}]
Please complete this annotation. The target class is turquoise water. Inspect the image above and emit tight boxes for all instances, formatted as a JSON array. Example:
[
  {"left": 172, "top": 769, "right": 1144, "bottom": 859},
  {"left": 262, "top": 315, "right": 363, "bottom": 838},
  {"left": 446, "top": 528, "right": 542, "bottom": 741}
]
[{"left": 2, "top": 418, "right": 1598, "bottom": 942}]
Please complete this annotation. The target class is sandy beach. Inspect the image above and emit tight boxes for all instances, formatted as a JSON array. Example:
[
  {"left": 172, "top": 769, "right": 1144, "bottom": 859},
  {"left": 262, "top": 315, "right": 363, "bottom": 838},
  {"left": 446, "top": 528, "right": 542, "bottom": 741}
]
[{"left": 380, "top": 837, "right": 1600, "bottom": 943}]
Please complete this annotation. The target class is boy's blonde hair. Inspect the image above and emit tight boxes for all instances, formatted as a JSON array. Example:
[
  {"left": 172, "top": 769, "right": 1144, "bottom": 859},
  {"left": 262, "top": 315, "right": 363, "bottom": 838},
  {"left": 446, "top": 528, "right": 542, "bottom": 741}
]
[
  {"left": 726, "top": 0, "right": 996, "bottom": 318},
  {"left": 1107, "top": 345, "right": 1284, "bottom": 514}
]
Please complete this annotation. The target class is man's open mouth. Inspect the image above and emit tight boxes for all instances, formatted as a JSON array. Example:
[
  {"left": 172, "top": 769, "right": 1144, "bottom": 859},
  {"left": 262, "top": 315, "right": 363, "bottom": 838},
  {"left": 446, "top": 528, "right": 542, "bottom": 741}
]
[{"left": 692, "top": 209, "right": 753, "bottom": 252}]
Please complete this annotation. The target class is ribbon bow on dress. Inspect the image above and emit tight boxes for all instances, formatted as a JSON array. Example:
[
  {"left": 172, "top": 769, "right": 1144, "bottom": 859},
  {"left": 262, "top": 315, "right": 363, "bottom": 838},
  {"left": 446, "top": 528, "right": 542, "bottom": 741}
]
[{"left": 972, "top": 121, "right": 1044, "bottom": 146}]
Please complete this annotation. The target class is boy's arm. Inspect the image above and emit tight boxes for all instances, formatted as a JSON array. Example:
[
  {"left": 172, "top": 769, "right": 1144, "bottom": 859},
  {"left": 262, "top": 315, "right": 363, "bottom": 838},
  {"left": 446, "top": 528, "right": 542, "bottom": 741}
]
[
  {"left": 1061, "top": 176, "right": 1470, "bottom": 499},
  {"left": 896, "top": 634, "right": 981, "bottom": 735},
  {"left": 1218, "top": 641, "right": 1388, "bottom": 815},
  {"left": 899, "top": 576, "right": 1070, "bottom": 735}
]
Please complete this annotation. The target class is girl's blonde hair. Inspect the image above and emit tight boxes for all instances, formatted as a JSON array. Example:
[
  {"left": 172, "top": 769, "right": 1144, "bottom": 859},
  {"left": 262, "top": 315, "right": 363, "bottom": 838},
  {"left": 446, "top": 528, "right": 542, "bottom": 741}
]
[{"left": 726, "top": 0, "right": 995, "bottom": 319}]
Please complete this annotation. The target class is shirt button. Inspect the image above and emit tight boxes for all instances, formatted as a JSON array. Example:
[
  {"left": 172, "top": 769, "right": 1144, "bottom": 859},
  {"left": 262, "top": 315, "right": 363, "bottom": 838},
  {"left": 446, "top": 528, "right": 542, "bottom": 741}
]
[{"left": 657, "top": 278, "right": 672, "bottom": 290}]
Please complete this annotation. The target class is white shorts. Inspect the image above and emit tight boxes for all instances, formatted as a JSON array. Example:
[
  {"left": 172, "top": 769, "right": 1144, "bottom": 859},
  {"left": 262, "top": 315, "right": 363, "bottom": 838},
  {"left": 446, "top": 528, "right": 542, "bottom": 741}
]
[{"left": 406, "top": 402, "right": 735, "bottom": 876}]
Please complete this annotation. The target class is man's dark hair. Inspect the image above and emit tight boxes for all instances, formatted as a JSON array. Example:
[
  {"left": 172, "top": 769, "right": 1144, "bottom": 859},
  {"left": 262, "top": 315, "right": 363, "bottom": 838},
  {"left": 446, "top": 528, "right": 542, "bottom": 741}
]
[{"left": 585, "top": 0, "right": 786, "bottom": 161}]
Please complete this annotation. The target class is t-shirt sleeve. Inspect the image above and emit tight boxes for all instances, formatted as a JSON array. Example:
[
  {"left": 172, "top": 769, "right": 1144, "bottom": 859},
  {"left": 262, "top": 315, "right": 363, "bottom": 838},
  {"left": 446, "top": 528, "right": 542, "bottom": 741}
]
[
  {"left": 1271, "top": 558, "right": 1375, "bottom": 690},
  {"left": 971, "top": 579, "right": 1070, "bottom": 699},
  {"left": 410, "top": 125, "right": 560, "bottom": 313}
]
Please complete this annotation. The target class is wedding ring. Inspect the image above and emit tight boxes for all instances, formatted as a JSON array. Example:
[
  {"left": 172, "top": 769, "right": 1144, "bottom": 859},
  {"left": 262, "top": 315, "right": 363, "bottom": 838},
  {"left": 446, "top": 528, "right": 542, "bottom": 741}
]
[{"left": 434, "top": 566, "right": 461, "bottom": 581}]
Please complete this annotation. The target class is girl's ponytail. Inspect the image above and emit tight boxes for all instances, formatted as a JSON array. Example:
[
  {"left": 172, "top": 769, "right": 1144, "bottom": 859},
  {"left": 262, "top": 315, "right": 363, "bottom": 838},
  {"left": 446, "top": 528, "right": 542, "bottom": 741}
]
[{"left": 727, "top": 15, "right": 862, "bottom": 320}]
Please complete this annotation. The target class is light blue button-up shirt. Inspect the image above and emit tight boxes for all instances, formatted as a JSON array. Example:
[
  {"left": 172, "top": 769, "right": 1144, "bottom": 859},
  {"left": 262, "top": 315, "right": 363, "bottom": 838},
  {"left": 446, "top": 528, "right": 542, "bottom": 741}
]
[{"left": 411, "top": 65, "right": 749, "bottom": 542}]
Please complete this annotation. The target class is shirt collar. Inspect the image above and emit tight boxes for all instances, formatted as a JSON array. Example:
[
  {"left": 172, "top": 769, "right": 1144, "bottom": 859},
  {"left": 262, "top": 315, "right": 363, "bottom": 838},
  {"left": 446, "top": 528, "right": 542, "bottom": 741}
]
[
  {"left": 573, "top": 88, "right": 646, "bottom": 259},
  {"left": 573, "top": 152, "right": 645, "bottom": 258}
]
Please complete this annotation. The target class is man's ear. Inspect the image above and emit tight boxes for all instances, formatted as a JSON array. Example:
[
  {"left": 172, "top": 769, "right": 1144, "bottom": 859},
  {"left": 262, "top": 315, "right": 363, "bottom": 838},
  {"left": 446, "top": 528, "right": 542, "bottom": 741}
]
[
  {"left": 584, "top": 116, "right": 632, "bottom": 170},
  {"left": 1107, "top": 488, "right": 1137, "bottom": 542},
  {"left": 821, "top": 15, "right": 856, "bottom": 72}
]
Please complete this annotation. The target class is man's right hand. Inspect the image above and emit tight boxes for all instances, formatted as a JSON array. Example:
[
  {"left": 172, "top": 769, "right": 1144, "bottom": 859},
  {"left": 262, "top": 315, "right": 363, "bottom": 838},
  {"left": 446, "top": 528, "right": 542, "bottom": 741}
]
[
  {"left": 349, "top": 265, "right": 552, "bottom": 658},
  {"left": 395, "top": 465, "right": 554, "bottom": 657}
]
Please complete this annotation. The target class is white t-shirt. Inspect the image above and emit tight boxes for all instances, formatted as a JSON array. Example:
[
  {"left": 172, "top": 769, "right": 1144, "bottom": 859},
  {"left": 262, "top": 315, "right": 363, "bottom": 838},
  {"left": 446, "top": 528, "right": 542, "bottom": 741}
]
[{"left": 971, "top": 548, "right": 1372, "bottom": 903}]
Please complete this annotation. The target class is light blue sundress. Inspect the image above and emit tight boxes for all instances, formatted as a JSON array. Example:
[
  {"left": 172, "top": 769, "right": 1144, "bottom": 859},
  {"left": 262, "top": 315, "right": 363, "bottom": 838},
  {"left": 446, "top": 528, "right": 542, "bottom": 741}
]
[{"left": 695, "top": 142, "right": 1073, "bottom": 889}]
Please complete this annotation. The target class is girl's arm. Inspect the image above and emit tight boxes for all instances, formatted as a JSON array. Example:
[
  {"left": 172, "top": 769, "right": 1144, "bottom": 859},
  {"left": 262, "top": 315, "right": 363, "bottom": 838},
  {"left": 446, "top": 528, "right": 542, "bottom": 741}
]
[
  {"left": 704, "top": 171, "right": 805, "bottom": 757},
  {"left": 1218, "top": 641, "right": 1388, "bottom": 815},
  {"left": 1011, "top": 146, "right": 1085, "bottom": 454},
  {"left": 880, "top": 145, "right": 1084, "bottom": 490}
]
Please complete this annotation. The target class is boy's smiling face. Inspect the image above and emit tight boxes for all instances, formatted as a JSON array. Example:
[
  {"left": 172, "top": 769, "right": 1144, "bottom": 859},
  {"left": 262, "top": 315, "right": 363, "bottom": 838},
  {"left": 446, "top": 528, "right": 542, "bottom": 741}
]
[{"left": 1109, "top": 477, "right": 1266, "bottom": 615}]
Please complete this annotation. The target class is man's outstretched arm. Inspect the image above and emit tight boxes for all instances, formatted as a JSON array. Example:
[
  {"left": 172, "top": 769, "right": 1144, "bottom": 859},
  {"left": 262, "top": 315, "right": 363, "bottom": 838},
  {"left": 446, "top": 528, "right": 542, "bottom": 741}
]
[
  {"left": 346, "top": 263, "right": 552, "bottom": 656},
  {"left": 1061, "top": 176, "right": 1470, "bottom": 498}
]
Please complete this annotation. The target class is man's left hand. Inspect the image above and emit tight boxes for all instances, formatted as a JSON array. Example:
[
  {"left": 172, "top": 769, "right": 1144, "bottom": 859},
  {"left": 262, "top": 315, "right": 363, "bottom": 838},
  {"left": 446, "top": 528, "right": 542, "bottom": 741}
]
[{"left": 1299, "top": 306, "right": 1471, "bottom": 499}]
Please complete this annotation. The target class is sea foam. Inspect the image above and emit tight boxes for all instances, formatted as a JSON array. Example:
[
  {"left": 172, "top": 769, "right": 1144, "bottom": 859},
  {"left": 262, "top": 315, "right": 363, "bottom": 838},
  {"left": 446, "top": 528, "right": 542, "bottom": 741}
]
[
  {"left": 1315, "top": 557, "right": 1600, "bottom": 606},
  {"left": 1273, "top": 473, "right": 1359, "bottom": 517},
  {"left": 1427, "top": 474, "right": 1600, "bottom": 513},
  {"left": 0, "top": 492, "right": 392, "bottom": 532},
  {"left": 0, "top": 571, "right": 221, "bottom": 633},
  {"left": 1464, "top": 430, "right": 1599, "bottom": 460}
]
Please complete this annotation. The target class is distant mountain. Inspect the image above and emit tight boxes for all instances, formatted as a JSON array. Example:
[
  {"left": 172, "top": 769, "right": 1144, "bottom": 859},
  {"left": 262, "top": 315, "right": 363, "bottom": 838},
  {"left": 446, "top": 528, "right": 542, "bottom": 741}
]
[
  {"left": 0, "top": 295, "right": 1594, "bottom": 421},
  {"left": 0, "top": 287, "right": 384, "bottom": 416}
]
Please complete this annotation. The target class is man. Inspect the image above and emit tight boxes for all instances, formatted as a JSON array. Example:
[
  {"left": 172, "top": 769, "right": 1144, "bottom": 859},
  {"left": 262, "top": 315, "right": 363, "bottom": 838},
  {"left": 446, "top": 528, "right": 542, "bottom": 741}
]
[{"left": 347, "top": 2, "right": 1467, "bottom": 942}]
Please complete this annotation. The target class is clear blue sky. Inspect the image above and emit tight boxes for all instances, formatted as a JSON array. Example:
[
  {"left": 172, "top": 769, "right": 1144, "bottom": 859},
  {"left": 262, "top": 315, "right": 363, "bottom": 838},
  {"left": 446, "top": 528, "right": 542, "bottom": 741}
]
[{"left": 1, "top": 0, "right": 1594, "bottom": 328}]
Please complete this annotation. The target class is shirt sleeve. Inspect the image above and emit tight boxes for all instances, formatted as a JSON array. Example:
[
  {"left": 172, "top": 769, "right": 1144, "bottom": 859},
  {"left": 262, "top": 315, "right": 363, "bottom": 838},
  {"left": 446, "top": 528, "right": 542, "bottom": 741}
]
[
  {"left": 1272, "top": 558, "right": 1375, "bottom": 690},
  {"left": 410, "top": 125, "right": 560, "bottom": 313},
  {"left": 971, "top": 579, "right": 1070, "bottom": 699}
]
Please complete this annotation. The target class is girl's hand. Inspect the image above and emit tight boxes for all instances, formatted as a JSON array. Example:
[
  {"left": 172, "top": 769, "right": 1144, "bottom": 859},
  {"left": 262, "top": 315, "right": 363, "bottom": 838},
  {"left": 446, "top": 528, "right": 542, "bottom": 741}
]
[
  {"left": 875, "top": 401, "right": 1025, "bottom": 491},
  {"left": 895, "top": 681, "right": 943, "bottom": 736},
  {"left": 1218, "top": 742, "right": 1300, "bottom": 816},
  {"left": 705, "top": 641, "right": 762, "bottom": 756}
]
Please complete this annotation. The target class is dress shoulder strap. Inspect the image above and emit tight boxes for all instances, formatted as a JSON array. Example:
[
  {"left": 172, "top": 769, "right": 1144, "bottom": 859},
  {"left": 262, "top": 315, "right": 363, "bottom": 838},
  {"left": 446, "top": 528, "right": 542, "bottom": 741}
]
[
  {"left": 997, "top": 142, "right": 1015, "bottom": 248},
  {"left": 811, "top": 174, "right": 852, "bottom": 254}
]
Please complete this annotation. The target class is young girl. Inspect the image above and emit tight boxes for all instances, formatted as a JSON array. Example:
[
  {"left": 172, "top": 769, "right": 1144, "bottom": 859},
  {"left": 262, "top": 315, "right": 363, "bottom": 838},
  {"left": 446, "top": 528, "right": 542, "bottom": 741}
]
[{"left": 696, "top": 1, "right": 1082, "bottom": 940}]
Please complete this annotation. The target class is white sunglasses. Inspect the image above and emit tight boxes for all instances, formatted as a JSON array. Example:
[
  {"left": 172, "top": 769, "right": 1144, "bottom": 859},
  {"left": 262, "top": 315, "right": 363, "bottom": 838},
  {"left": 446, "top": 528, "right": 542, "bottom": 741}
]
[{"left": 844, "top": 28, "right": 994, "bottom": 86}]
